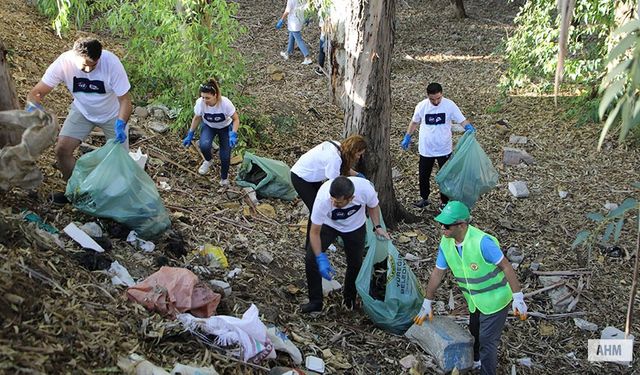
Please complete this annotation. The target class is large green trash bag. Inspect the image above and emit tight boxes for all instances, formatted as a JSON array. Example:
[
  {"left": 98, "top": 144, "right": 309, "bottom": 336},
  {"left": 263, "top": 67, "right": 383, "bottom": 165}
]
[
  {"left": 356, "top": 212, "right": 424, "bottom": 334},
  {"left": 236, "top": 151, "right": 297, "bottom": 201},
  {"left": 66, "top": 140, "right": 171, "bottom": 239},
  {"left": 435, "top": 131, "right": 499, "bottom": 209}
]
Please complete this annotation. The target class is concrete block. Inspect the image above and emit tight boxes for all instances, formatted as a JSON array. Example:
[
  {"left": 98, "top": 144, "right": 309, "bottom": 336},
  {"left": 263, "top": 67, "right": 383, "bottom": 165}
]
[
  {"left": 133, "top": 106, "right": 149, "bottom": 119},
  {"left": 503, "top": 147, "right": 535, "bottom": 166},
  {"left": 405, "top": 317, "right": 474, "bottom": 372},
  {"left": 509, "top": 135, "right": 528, "bottom": 144},
  {"left": 508, "top": 181, "right": 530, "bottom": 198}
]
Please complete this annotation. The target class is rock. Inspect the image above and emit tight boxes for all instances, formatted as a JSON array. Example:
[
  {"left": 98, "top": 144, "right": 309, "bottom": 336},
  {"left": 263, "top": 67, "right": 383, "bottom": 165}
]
[
  {"left": 496, "top": 124, "right": 509, "bottom": 136},
  {"left": 80, "top": 222, "right": 103, "bottom": 238},
  {"left": 508, "top": 181, "right": 530, "bottom": 198},
  {"left": 503, "top": 147, "right": 534, "bottom": 166},
  {"left": 266, "top": 65, "right": 281, "bottom": 75},
  {"left": 558, "top": 190, "right": 569, "bottom": 199},
  {"left": 256, "top": 250, "right": 274, "bottom": 265},
  {"left": 152, "top": 108, "right": 165, "bottom": 120},
  {"left": 509, "top": 135, "right": 528, "bottom": 144},
  {"left": 529, "top": 262, "right": 540, "bottom": 271},
  {"left": 405, "top": 317, "right": 474, "bottom": 372},
  {"left": 539, "top": 276, "right": 574, "bottom": 312},
  {"left": 148, "top": 121, "right": 169, "bottom": 133},
  {"left": 400, "top": 354, "right": 418, "bottom": 369},
  {"left": 506, "top": 246, "right": 524, "bottom": 264},
  {"left": 574, "top": 318, "right": 598, "bottom": 332},
  {"left": 133, "top": 106, "right": 149, "bottom": 118}
]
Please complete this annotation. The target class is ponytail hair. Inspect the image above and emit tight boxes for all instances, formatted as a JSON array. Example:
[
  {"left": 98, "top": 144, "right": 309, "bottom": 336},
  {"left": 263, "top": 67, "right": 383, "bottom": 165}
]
[
  {"left": 340, "top": 134, "right": 367, "bottom": 176},
  {"left": 199, "top": 78, "right": 221, "bottom": 103}
]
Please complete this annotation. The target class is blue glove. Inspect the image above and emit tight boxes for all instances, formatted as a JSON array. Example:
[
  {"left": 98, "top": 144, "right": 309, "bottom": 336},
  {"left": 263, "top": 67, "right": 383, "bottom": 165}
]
[
  {"left": 401, "top": 133, "right": 412, "bottom": 150},
  {"left": 25, "top": 101, "right": 44, "bottom": 113},
  {"left": 315, "top": 252, "right": 336, "bottom": 280},
  {"left": 229, "top": 130, "right": 238, "bottom": 148},
  {"left": 355, "top": 172, "right": 366, "bottom": 178},
  {"left": 464, "top": 123, "right": 476, "bottom": 132},
  {"left": 114, "top": 118, "right": 127, "bottom": 143},
  {"left": 276, "top": 19, "right": 284, "bottom": 29},
  {"left": 182, "top": 130, "right": 195, "bottom": 147}
]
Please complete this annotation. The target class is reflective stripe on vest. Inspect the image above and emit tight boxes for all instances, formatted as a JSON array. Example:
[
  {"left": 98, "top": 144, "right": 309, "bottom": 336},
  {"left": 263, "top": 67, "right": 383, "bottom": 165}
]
[{"left": 440, "top": 225, "right": 512, "bottom": 314}]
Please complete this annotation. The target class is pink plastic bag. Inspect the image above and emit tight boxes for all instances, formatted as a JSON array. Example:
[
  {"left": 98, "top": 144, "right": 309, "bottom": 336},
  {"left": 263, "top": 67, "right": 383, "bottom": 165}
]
[{"left": 127, "top": 266, "right": 221, "bottom": 318}]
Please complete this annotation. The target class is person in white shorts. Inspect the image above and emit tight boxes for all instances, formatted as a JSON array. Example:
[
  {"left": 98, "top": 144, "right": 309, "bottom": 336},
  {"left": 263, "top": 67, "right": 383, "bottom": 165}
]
[{"left": 26, "top": 37, "right": 132, "bottom": 204}]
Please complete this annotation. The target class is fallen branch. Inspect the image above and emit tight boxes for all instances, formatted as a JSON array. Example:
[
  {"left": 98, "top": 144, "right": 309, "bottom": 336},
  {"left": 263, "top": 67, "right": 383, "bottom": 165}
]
[
  {"left": 524, "top": 280, "right": 565, "bottom": 298},
  {"left": 533, "top": 270, "right": 591, "bottom": 276},
  {"left": 147, "top": 146, "right": 202, "bottom": 178},
  {"left": 527, "top": 311, "right": 585, "bottom": 319}
]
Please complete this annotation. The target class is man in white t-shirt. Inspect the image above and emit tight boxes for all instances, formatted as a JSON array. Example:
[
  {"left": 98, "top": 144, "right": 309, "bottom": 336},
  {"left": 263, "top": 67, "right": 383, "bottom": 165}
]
[
  {"left": 400, "top": 82, "right": 474, "bottom": 209},
  {"left": 275, "top": 0, "right": 312, "bottom": 65},
  {"left": 303, "top": 176, "right": 390, "bottom": 313},
  {"left": 26, "top": 37, "right": 132, "bottom": 204}
]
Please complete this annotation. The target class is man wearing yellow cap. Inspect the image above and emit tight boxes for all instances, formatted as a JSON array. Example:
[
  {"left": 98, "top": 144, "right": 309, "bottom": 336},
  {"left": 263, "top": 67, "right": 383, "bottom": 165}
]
[{"left": 414, "top": 201, "right": 527, "bottom": 375}]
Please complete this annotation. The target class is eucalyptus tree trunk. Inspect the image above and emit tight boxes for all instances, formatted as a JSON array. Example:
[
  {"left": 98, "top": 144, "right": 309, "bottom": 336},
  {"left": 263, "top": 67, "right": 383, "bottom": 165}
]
[
  {"left": 0, "top": 39, "right": 19, "bottom": 111},
  {"left": 451, "top": 0, "right": 467, "bottom": 19},
  {"left": 326, "top": 0, "right": 415, "bottom": 228}
]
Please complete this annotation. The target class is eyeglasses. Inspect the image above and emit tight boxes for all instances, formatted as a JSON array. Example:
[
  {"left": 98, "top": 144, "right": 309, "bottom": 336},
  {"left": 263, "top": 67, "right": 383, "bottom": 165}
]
[
  {"left": 442, "top": 222, "right": 461, "bottom": 230},
  {"left": 200, "top": 84, "right": 216, "bottom": 93}
]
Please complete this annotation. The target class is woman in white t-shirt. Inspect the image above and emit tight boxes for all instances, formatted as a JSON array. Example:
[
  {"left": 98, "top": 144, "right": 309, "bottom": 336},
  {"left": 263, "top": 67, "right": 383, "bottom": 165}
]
[
  {"left": 290, "top": 134, "right": 367, "bottom": 250},
  {"left": 182, "top": 78, "right": 240, "bottom": 186}
]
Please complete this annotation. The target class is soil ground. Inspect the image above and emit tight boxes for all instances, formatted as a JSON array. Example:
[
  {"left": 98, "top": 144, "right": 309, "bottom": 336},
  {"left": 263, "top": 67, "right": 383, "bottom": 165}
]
[{"left": 1, "top": 0, "right": 639, "bottom": 374}]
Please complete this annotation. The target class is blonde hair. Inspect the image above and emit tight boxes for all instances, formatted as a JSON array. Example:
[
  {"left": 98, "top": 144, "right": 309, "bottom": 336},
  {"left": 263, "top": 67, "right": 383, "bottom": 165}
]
[{"left": 340, "top": 134, "right": 367, "bottom": 176}]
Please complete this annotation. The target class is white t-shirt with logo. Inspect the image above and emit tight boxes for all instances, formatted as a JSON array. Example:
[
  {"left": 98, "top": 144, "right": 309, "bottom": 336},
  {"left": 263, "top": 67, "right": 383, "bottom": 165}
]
[
  {"left": 285, "top": 0, "right": 306, "bottom": 32},
  {"left": 194, "top": 96, "right": 236, "bottom": 129},
  {"left": 412, "top": 97, "right": 466, "bottom": 157},
  {"left": 311, "top": 177, "right": 380, "bottom": 233},
  {"left": 291, "top": 141, "right": 342, "bottom": 182},
  {"left": 41, "top": 50, "right": 130, "bottom": 123}
]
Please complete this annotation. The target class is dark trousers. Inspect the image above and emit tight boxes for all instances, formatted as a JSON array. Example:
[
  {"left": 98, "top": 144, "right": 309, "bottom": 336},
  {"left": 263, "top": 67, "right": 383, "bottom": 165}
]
[
  {"left": 199, "top": 124, "right": 231, "bottom": 179},
  {"left": 290, "top": 172, "right": 323, "bottom": 250},
  {"left": 318, "top": 35, "right": 326, "bottom": 67},
  {"left": 418, "top": 153, "right": 450, "bottom": 203},
  {"left": 304, "top": 224, "right": 366, "bottom": 304},
  {"left": 468, "top": 305, "right": 509, "bottom": 375}
]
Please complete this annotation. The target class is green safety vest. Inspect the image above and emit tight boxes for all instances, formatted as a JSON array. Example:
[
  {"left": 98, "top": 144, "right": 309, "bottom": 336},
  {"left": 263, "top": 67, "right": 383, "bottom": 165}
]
[{"left": 440, "top": 225, "right": 512, "bottom": 314}]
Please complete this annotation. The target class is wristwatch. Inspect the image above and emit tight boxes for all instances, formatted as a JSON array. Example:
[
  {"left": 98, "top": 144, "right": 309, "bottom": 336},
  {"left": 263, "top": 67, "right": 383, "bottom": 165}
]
[{"left": 373, "top": 224, "right": 382, "bottom": 232}]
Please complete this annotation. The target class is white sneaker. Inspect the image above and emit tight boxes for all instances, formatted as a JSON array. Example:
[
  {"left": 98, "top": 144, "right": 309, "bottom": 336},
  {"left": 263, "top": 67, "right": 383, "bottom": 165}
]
[
  {"left": 198, "top": 160, "right": 211, "bottom": 175},
  {"left": 279, "top": 51, "right": 289, "bottom": 60},
  {"left": 472, "top": 360, "right": 481, "bottom": 370},
  {"left": 302, "top": 57, "right": 312, "bottom": 65},
  {"left": 219, "top": 179, "right": 229, "bottom": 187}
]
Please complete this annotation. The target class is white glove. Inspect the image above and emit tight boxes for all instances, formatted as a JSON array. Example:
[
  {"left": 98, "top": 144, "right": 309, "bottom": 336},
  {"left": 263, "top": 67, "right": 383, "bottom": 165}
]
[
  {"left": 511, "top": 291, "right": 527, "bottom": 320},
  {"left": 413, "top": 298, "right": 433, "bottom": 325}
]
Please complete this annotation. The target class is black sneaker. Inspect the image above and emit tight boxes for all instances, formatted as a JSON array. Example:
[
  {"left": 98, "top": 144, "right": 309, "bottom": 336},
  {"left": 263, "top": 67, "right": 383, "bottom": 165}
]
[
  {"left": 413, "top": 199, "right": 429, "bottom": 208},
  {"left": 314, "top": 66, "right": 324, "bottom": 76},
  {"left": 50, "top": 191, "right": 70, "bottom": 205},
  {"left": 343, "top": 298, "right": 357, "bottom": 310},
  {"left": 300, "top": 301, "right": 323, "bottom": 313}
]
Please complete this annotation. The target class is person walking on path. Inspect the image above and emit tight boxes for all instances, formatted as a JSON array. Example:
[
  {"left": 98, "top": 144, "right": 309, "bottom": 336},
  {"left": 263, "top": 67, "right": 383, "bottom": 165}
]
[
  {"left": 182, "top": 78, "right": 240, "bottom": 187},
  {"left": 303, "top": 176, "right": 390, "bottom": 313},
  {"left": 276, "top": 0, "right": 313, "bottom": 65},
  {"left": 290, "top": 135, "right": 367, "bottom": 253},
  {"left": 414, "top": 201, "right": 528, "bottom": 375},
  {"left": 400, "top": 82, "right": 473, "bottom": 210}
]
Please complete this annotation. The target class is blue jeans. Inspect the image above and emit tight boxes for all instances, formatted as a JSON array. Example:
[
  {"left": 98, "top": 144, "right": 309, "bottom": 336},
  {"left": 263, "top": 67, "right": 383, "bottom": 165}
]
[
  {"left": 318, "top": 34, "right": 325, "bottom": 67},
  {"left": 287, "top": 31, "right": 309, "bottom": 57},
  {"left": 199, "top": 124, "right": 230, "bottom": 179}
]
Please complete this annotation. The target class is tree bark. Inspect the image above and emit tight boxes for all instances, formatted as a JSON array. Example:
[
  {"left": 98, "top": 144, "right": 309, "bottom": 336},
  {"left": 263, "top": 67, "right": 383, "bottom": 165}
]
[
  {"left": 451, "top": 0, "right": 467, "bottom": 19},
  {"left": 0, "top": 39, "right": 19, "bottom": 111},
  {"left": 327, "top": 0, "right": 416, "bottom": 228}
]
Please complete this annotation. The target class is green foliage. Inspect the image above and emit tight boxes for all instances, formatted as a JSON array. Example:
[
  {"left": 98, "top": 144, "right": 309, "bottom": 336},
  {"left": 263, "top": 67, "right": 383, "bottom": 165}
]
[
  {"left": 234, "top": 113, "right": 271, "bottom": 156},
  {"left": 598, "top": 19, "right": 640, "bottom": 149},
  {"left": 560, "top": 95, "right": 600, "bottom": 126},
  {"left": 36, "top": 0, "right": 246, "bottom": 128},
  {"left": 502, "top": 0, "right": 630, "bottom": 93},
  {"left": 271, "top": 114, "right": 298, "bottom": 134},
  {"left": 572, "top": 195, "right": 639, "bottom": 264}
]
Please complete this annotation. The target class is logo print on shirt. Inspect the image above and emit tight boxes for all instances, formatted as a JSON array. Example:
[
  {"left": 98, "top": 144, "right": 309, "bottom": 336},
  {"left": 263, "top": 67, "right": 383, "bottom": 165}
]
[
  {"left": 425, "top": 112, "right": 446, "bottom": 125},
  {"left": 204, "top": 113, "right": 226, "bottom": 123},
  {"left": 72, "top": 77, "right": 106, "bottom": 94},
  {"left": 331, "top": 204, "right": 362, "bottom": 221}
]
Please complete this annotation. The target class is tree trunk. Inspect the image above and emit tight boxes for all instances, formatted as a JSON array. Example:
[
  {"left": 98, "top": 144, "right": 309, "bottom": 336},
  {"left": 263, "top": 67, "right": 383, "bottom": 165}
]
[
  {"left": 451, "top": 0, "right": 467, "bottom": 19},
  {"left": 0, "top": 39, "right": 19, "bottom": 111},
  {"left": 327, "top": 0, "right": 416, "bottom": 228}
]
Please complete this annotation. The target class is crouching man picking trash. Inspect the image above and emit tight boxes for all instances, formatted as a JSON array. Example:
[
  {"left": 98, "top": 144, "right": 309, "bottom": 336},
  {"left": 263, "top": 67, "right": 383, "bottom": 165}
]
[
  {"left": 303, "top": 176, "right": 390, "bottom": 313},
  {"left": 414, "top": 201, "right": 527, "bottom": 375}
]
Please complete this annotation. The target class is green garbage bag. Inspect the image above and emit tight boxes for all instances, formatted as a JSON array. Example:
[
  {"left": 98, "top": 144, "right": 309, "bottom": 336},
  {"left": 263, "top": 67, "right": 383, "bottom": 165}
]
[
  {"left": 356, "top": 212, "right": 424, "bottom": 334},
  {"left": 66, "top": 140, "right": 171, "bottom": 239},
  {"left": 435, "top": 131, "right": 498, "bottom": 208},
  {"left": 236, "top": 151, "right": 297, "bottom": 201}
]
